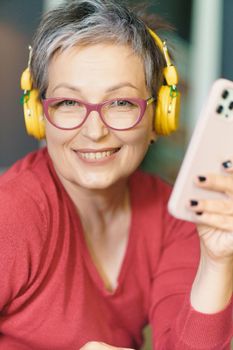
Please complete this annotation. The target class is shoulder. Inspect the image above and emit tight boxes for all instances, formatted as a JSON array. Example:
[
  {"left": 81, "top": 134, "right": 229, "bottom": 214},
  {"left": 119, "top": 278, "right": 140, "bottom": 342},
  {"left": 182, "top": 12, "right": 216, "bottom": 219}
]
[
  {"left": 0, "top": 149, "right": 65, "bottom": 306},
  {"left": 0, "top": 147, "right": 76, "bottom": 245},
  {"left": 131, "top": 170, "right": 197, "bottom": 243},
  {"left": 0, "top": 148, "right": 57, "bottom": 244},
  {"left": 1, "top": 147, "right": 51, "bottom": 188},
  {"left": 0, "top": 150, "right": 48, "bottom": 308},
  {"left": 130, "top": 169, "right": 172, "bottom": 206},
  {"left": 0, "top": 147, "right": 57, "bottom": 208},
  {"left": 129, "top": 170, "right": 173, "bottom": 243}
]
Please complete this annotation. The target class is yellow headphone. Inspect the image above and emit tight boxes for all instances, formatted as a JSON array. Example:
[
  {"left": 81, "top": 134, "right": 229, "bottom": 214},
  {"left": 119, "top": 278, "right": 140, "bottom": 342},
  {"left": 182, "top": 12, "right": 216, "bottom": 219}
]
[
  {"left": 147, "top": 29, "right": 180, "bottom": 136},
  {"left": 20, "top": 29, "right": 180, "bottom": 139},
  {"left": 21, "top": 46, "right": 45, "bottom": 140}
]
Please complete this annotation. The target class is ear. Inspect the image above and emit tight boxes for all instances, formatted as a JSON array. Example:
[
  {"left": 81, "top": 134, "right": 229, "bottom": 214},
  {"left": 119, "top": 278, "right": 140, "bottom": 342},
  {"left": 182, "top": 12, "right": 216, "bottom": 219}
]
[{"left": 150, "top": 129, "right": 157, "bottom": 144}]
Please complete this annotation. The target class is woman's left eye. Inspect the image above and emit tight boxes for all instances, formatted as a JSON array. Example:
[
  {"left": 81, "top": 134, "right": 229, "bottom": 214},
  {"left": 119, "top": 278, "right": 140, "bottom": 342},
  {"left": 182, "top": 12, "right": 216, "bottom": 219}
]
[
  {"left": 111, "top": 100, "right": 133, "bottom": 107},
  {"left": 62, "top": 100, "right": 79, "bottom": 106}
]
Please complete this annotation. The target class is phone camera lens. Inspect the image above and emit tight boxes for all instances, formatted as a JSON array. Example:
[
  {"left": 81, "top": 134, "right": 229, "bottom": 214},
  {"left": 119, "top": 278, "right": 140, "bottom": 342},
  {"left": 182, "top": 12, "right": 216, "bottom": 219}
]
[
  {"left": 222, "top": 90, "right": 229, "bottom": 99},
  {"left": 216, "top": 105, "right": 224, "bottom": 113},
  {"left": 229, "top": 101, "right": 233, "bottom": 110}
]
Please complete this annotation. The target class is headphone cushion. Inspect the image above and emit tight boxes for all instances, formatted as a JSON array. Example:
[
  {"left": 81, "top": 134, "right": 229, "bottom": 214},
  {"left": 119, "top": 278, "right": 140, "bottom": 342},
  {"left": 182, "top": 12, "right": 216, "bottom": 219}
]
[
  {"left": 24, "top": 89, "right": 45, "bottom": 139},
  {"left": 155, "top": 86, "right": 180, "bottom": 135}
]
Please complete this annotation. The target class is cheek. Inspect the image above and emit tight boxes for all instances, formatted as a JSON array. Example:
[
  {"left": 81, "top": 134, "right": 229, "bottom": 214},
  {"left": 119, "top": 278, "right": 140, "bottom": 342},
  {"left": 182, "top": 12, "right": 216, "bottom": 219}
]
[
  {"left": 45, "top": 121, "right": 78, "bottom": 147},
  {"left": 45, "top": 121, "right": 63, "bottom": 145},
  {"left": 129, "top": 133, "right": 150, "bottom": 156},
  {"left": 119, "top": 117, "right": 154, "bottom": 148},
  {"left": 118, "top": 124, "right": 153, "bottom": 164}
]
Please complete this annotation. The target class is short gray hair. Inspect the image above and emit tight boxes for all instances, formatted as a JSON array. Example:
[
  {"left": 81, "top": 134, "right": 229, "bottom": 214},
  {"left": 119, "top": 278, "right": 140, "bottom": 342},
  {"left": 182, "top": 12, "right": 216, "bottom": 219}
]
[{"left": 31, "top": 0, "right": 168, "bottom": 98}]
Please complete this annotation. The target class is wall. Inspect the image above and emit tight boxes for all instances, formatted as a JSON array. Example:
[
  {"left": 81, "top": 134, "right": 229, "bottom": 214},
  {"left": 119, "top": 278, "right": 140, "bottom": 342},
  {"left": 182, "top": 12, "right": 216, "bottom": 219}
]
[{"left": 0, "top": 0, "right": 43, "bottom": 169}]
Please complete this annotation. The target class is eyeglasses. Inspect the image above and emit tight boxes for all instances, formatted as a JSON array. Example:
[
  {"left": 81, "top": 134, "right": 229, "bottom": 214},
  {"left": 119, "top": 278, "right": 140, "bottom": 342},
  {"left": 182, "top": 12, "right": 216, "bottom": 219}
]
[{"left": 42, "top": 96, "right": 155, "bottom": 131}]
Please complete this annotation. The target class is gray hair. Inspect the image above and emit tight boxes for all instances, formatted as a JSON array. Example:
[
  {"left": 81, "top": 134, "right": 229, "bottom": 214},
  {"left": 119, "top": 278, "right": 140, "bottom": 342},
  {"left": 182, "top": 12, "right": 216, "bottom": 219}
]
[{"left": 30, "top": 0, "right": 168, "bottom": 98}]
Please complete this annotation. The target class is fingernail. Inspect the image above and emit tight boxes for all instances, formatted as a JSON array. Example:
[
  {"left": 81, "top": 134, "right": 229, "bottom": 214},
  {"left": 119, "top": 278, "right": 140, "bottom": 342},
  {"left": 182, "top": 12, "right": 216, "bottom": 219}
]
[
  {"left": 198, "top": 176, "right": 206, "bottom": 182},
  {"left": 196, "top": 211, "right": 203, "bottom": 215},
  {"left": 222, "top": 160, "right": 232, "bottom": 169},
  {"left": 190, "top": 200, "right": 198, "bottom": 206}
]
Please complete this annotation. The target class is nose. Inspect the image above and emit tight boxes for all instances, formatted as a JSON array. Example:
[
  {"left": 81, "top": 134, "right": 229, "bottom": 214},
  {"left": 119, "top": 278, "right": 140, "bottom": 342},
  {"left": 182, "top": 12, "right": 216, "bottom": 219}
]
[{"left": 81, "top": 110, "right": 109, "bottom": 141}]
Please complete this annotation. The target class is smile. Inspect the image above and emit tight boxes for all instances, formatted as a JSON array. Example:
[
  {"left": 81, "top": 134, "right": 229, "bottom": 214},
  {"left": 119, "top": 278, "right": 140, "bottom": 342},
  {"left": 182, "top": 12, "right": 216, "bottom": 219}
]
[{"left": 76, "top": 148, "right": 121, "bottom": 161}]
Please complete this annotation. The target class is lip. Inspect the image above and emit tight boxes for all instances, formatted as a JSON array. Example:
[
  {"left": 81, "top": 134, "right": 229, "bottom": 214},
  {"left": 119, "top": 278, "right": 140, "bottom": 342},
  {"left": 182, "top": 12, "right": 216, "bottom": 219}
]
[
  {"left": 73, "top": 147, "right": 121, "bottom": 164},
  {"left": 76, "top": 147, "right": 121, "bottom": 153}
]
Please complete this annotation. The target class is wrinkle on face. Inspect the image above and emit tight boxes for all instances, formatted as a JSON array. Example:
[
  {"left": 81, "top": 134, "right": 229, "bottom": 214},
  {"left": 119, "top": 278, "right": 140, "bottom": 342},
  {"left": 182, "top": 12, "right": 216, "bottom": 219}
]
[{"left": 45, "top": 43, "right": 156, "bottom": 194}]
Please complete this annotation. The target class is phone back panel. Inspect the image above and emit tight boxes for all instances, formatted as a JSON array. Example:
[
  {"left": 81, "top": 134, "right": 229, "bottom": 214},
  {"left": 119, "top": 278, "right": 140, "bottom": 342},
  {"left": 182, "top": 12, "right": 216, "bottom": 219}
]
[{"left": 168, "top": 79, "right": 233, "bottom": 222}]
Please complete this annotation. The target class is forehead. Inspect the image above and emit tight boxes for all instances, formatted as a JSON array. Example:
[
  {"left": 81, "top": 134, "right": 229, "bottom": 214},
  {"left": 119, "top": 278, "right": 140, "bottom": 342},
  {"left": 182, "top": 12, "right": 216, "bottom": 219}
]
[{"left": 47, "top": 43, "right": 147, "bottom": 90}]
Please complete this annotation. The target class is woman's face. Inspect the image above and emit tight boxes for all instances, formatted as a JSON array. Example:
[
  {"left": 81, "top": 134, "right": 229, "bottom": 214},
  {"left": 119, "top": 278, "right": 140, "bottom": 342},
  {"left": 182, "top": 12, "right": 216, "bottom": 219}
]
[{"left": 45, "top": 43, "right": 156, "bottom": 190}]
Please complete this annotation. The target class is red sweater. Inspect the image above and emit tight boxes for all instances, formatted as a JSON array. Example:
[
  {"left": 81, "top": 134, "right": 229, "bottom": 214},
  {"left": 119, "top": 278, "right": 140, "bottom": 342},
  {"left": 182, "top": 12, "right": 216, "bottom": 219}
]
[{"left": 0, "top": 148, "right": 232, "bottom": 350}]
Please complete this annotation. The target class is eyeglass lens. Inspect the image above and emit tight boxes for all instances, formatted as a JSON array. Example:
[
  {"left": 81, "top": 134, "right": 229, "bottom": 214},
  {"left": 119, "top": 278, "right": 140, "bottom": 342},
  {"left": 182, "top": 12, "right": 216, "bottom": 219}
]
[{"left": 47, "top": 99, "right": 141, "bottom": 130}]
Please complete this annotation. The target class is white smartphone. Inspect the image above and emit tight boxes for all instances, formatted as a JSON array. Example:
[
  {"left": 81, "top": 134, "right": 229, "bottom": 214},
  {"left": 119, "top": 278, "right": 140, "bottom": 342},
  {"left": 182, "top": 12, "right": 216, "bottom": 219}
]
[{"left": 168, "top": 78, "right": 233, "bottom": 222}]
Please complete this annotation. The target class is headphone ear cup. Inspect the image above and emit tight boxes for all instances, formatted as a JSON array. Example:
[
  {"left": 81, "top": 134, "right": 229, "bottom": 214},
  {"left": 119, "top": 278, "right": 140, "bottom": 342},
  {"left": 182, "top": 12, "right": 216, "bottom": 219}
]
[
  {"left": 155, "top": 85, "right": 180, "bottom": 136},
  {"left": 23, "top": 89, "right": 45, "bottom": 140}
]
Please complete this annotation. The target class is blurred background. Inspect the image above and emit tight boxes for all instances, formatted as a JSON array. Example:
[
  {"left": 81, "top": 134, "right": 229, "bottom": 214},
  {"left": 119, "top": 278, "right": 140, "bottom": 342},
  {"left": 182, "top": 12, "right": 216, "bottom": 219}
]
[
  {"left": 0, "top": 0, "right": 232, "bottom": 348},
  {"left": 0, "top": 0, "right": 233, "bottom": 181}
]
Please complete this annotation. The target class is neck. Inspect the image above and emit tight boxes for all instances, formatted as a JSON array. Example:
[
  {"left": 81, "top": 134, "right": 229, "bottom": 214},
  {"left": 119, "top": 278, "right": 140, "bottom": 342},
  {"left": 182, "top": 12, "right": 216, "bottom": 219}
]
[{"left": 58, "top": 175, "right": 130, "bottom": 235}]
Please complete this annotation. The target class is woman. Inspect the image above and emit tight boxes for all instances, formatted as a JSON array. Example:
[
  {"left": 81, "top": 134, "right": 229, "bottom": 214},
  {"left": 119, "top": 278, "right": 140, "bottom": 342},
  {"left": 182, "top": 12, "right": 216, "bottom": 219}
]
[{"left": 0, "top": 0, "right": 232, "bottom": 349}]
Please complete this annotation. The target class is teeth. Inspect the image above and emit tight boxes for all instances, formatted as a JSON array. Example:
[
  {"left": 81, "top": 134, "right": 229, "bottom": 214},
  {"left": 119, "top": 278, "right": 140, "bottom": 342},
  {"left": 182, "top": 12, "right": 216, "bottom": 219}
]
[{"left": 79, "top": 150, "right": 117, "bottom": 160}]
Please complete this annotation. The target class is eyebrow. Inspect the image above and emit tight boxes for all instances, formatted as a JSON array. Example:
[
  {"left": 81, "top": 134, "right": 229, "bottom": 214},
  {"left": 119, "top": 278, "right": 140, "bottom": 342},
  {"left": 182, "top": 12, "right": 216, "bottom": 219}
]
[
  {"left": 106, "top": 82, "right": 139, "bottom": 92},
  {"left": 52, "top": 82, "right": 139, "bottom": 93}
]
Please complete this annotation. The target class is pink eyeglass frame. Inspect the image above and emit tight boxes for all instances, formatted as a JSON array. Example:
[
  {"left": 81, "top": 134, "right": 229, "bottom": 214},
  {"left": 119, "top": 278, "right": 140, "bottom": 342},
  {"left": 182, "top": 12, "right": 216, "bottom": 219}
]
[{"left": 42, "top": 96, "right": 155, "bottom": 131}]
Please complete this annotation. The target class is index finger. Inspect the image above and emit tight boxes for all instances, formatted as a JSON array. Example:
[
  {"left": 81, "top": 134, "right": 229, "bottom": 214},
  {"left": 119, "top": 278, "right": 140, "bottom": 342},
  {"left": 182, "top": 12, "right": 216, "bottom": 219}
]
[{"left": 195, "top": 173, "right": 233, "bottom": 197}]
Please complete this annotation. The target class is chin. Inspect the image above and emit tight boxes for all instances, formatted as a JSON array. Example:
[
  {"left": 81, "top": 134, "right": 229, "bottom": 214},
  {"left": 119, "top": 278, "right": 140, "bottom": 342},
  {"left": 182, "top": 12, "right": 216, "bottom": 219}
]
[
  {"left": 72, "top": 172, "right": 118, "bottom": 191},
  {"left": 72, "top": 167, "right": 133, "bottom": 191}
]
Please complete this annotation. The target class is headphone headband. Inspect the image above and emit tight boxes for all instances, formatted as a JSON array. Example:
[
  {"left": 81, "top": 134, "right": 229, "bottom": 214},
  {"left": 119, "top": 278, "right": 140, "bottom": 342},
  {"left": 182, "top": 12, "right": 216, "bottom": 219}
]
[{"left": 147, "top": 27, "right": 178, "bottom": 87}]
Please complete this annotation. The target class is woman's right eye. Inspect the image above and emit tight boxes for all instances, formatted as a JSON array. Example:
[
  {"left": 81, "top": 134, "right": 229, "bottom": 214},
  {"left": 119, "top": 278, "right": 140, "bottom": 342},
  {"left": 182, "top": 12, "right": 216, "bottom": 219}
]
[{"left": 58, "top": 100, "right": 79, "bottom": 107}]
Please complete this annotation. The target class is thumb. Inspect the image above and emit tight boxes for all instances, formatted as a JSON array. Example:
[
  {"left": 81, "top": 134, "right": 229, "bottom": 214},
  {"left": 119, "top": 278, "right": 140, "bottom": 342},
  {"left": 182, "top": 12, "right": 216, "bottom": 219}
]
[
  {"left": 80, "top": 341, "right": 135, "bottom": 350},
  {"left": 99, "top": 343, "right": 135, "bottom": 350}
]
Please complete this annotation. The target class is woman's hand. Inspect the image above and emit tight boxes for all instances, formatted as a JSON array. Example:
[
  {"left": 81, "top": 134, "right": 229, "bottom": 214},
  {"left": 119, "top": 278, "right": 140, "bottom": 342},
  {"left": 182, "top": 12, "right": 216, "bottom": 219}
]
[
  {"left": 188, "top": 159, "right": 233, "bottom": 263},
  {"left": 188, "top": 160, "right": 233, "bottom": 313},
  {"left": 80, "top": 342, "right": 135, "bottom": 350}
]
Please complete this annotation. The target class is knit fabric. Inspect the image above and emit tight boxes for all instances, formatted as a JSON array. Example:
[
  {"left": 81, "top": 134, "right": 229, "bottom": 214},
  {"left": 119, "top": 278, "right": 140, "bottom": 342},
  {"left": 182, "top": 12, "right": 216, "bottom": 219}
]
[{"left": 0, "top": 148, "right": 232, "bottom": 349}]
